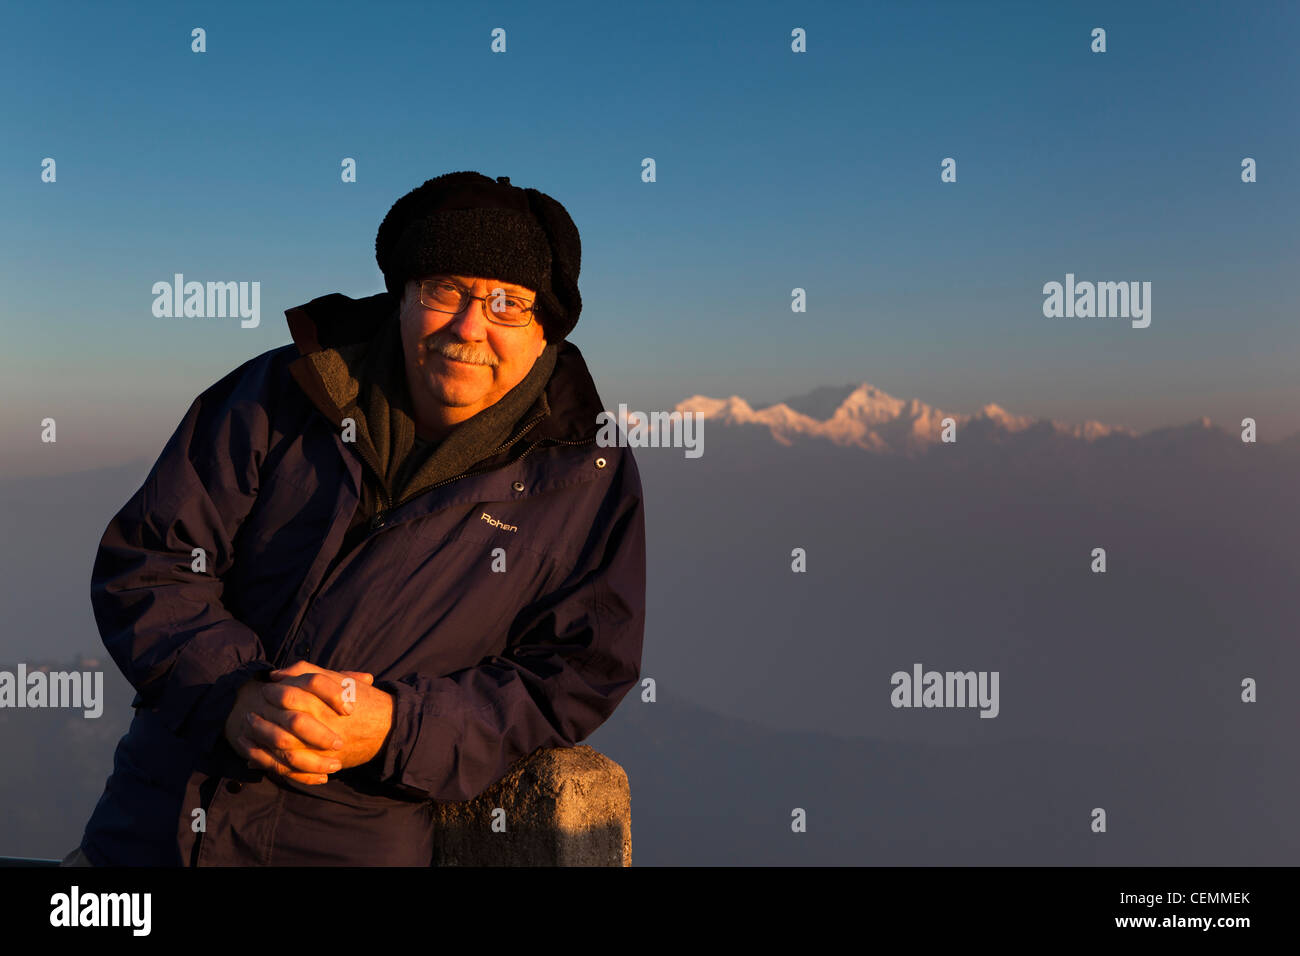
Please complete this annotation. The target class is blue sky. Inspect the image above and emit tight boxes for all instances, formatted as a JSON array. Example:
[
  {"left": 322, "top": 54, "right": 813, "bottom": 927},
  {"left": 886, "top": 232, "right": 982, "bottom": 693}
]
[{"left": 2, "top": 0, "right": 1297, "bottom": 475}]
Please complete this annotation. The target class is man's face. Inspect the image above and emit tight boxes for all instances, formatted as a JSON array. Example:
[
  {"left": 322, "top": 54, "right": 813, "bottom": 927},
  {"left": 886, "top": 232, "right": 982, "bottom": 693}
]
[{"left": 398, "top": 274, "right": 548, "bottom": 423}]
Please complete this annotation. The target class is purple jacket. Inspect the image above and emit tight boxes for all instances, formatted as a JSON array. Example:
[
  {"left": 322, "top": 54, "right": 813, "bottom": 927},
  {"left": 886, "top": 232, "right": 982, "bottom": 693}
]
[{"left": 79, "top": 292, "right": 646, "bottom": 865}]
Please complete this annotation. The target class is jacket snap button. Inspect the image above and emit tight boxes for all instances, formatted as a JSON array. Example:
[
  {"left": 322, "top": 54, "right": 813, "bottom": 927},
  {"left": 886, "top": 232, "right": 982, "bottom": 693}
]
[
  {"left": 512, "top": 480, "right": 525, "bottom": 492},
  {"left": 226, "top": 780, "right": 244, "bottom": 794},
  {"left": 595, "top": 457, "right": 607, "bottom": 468},
  {"left": 295, "top": 642, "right": 311, "bottom": 657}
]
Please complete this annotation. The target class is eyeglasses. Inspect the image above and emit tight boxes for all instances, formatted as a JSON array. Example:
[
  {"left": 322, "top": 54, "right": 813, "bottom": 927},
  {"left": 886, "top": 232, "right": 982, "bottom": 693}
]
[{"left": 417, "top": 278, "right": 538, "bottom": 327}]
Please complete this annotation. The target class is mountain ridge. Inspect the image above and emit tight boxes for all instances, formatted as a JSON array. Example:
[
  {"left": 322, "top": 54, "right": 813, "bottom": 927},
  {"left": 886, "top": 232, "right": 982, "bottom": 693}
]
[{"left": 674, "top": 381, "right": 1289, "bottom": 454}]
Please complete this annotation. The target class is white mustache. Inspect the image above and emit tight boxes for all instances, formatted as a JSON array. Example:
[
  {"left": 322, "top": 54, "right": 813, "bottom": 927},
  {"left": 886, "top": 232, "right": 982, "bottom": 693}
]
[{"left": 426, "top": 339, "right": 498, "bottom": 367}]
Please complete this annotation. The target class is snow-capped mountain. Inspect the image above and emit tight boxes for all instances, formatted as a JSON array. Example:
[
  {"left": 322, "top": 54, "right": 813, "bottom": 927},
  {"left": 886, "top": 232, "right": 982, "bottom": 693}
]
[{"left": 675, "top": 382, "right": 1135, "bottom": 453}]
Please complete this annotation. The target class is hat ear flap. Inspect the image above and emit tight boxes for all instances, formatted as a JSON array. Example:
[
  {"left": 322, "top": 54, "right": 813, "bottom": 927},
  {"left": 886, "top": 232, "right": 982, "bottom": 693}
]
[{"left": 524, "top": 188, "right": 582, "bottom": 338}]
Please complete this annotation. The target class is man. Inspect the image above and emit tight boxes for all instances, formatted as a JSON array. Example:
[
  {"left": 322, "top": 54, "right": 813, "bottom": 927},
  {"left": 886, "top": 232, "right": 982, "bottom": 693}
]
[{"left": 68, "top": 170, "right": 646, "bottom": 865}]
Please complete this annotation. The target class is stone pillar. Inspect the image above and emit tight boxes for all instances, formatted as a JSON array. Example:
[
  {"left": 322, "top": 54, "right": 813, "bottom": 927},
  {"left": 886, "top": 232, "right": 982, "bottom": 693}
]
[{"left": 430, "top": 745, "right": 631, "bottom": 866}]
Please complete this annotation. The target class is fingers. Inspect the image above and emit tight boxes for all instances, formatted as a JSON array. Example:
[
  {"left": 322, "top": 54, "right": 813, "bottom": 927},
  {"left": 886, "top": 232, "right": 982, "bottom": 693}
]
[
  {"left": 248, "top": 701, "right": 344, "bottom": 752},
  {"left": 241, "top": 715, "right": 343, "bottom": 774},
  {"left": 258, "top": 681, "right": 335, "bottom": 722},
  {"left": 235, "top": 736, "right": 330, "bottom": 785},
  {"left": 270, "top": 660, "right": 374, "bottom": 685},
  {"left": 287, "top": 673, "right": 357, "bottom": 716},
  {"left": 267, "top": 663, "right": 375, "bottom": 714},
  {"left": 267, "top": 660, "right": 318, "bottom": 679}
]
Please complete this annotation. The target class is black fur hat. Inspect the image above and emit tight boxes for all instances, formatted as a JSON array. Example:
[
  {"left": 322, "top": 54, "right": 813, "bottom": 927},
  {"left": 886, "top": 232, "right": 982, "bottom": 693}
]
[{"left": 375, "top": 171, "right": 583, "bottom": 342}]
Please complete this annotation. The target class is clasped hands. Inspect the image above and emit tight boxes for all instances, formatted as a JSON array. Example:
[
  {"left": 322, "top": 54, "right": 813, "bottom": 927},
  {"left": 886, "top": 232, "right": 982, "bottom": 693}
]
[{"left": 223, "top": 660, "right": 395, "bottom": 785}]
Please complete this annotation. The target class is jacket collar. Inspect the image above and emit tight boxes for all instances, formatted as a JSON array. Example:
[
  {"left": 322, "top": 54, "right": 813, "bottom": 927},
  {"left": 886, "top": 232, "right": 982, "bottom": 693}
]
[{"left": 284, "top": 291, "right": 604, "bottom": 454}]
